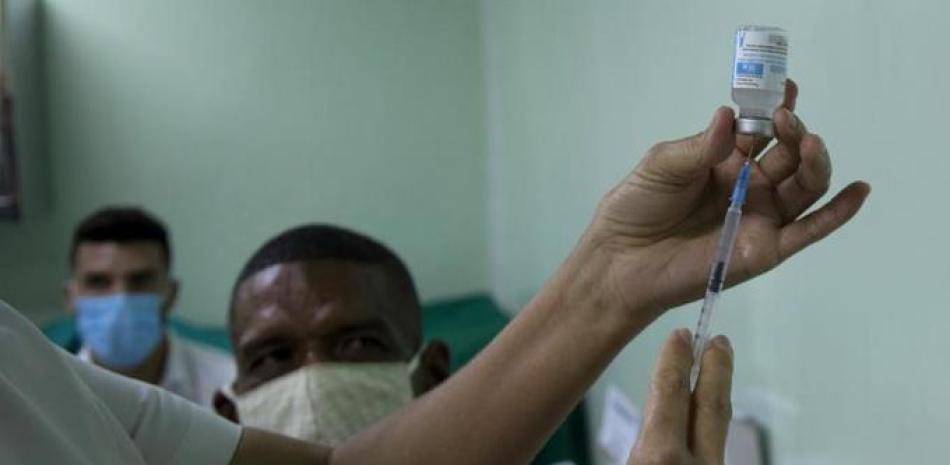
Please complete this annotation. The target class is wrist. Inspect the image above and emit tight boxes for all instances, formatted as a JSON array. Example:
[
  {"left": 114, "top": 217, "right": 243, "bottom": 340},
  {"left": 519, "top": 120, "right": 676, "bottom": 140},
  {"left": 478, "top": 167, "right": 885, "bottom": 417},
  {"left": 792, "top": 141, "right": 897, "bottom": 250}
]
[{"left": 547, "top": 231, "right": 660, "bottom": 344}]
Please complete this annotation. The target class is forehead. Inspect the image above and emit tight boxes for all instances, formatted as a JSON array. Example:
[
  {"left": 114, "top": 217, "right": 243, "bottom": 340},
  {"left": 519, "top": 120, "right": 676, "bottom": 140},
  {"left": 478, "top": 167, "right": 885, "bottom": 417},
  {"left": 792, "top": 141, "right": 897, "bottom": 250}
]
[
  {"left": 232, "top": 260, "right": 410, "bottom": 342},
  {"left": 73, "top": 242, "right": 167, "bottom": 273}
]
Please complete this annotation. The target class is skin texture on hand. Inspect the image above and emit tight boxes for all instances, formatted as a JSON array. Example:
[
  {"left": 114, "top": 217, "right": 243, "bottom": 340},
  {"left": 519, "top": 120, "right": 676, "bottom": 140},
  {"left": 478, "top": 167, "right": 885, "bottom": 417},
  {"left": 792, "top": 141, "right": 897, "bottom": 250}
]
[
  {"left": 627, "top": 330, "right": 734, "bottom": 465},
  {"left": 585, "top": 80, "right": 870, "bottom": 323}
]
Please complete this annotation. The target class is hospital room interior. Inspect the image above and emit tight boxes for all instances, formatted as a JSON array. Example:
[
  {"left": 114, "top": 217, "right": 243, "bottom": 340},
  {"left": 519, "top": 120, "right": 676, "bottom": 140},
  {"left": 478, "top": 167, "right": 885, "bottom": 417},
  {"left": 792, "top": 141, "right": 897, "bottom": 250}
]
[{"left": 0, "top": 1, "right": 940, "bottom": 464}]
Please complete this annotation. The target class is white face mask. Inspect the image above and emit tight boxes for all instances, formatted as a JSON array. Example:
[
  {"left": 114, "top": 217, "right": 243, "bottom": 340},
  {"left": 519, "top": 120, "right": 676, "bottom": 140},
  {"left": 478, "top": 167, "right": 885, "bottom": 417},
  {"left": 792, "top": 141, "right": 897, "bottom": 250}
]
[{"left": 224, "top": 359, "right": 418, "bottom": 446}]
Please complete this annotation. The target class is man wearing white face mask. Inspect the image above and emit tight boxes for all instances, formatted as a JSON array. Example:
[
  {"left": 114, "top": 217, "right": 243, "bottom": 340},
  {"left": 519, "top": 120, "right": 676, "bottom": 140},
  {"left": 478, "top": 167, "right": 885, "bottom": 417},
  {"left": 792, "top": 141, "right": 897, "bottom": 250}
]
[
  {"left": 64, "top": 207, "right": 235, "bottom": 407},
  {"left": 214, "top": 224, "right": 451, "bottom": 446}
]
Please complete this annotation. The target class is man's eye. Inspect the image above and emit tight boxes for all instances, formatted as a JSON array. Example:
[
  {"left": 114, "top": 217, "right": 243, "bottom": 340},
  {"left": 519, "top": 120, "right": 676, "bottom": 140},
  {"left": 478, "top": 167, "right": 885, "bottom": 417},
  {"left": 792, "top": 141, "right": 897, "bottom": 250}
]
[
  {"left": 83, "top": 276, "right": 111, "bottom": 289},
  {"left": 249, "top": 346, "right": 295, "bottom": 373},
  {"left": 339, "top": 336, "right": 388, "bottom": 358},
  {"left": 129, "top": 274, "right": 158, "bottom": 290}
]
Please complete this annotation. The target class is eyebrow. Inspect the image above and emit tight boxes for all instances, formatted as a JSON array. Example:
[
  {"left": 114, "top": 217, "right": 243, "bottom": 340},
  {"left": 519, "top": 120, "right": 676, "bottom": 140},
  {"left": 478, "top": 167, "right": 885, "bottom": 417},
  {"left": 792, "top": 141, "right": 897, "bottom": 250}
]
[
  {"left": 127, "top": 268, "right": 161, "bottom": 278},
  {"left": 238, "top": 318, "right": 292, "bottom": 355},
  {"left": 77, "top": 267, "right": 162, "bottom": 277},
  {"left": 332, "top": 319, "right": 392, "bottom": 337},
  {"left": 81, "top": 271, "right": 111, "bottom": 278},
  {"left": 238, "top": 315, "right": 395, "bottom": 351},
  {"left": 237, "top": 332, "right": 291, "bottom": 361}
]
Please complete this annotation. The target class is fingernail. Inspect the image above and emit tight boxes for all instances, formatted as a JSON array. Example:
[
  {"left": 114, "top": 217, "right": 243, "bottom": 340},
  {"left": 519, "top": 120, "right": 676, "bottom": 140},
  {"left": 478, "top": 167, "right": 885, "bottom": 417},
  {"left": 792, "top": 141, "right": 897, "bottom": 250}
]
[
  {"left": 676, "top": 328, "right": 692, "bottom": 345},
  {"left": 713, "top": 335, "right": 733, "bottom": 356}
]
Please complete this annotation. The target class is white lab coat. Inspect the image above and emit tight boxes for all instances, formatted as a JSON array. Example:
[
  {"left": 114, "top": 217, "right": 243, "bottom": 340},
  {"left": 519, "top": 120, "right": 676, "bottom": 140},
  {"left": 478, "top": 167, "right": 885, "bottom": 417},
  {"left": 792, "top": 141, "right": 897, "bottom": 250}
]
[
  {"left": 79, "top": 331, "right": 236, "bottom": 407},
  {"left": 0, "top": 300, "right": 241, "bottom": 465}
]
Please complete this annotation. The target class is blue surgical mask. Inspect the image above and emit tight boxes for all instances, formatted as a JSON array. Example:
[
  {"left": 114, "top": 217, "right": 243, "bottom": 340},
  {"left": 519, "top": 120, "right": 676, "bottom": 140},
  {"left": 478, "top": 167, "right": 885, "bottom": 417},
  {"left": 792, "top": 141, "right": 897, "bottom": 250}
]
[{"left": 75, "top": 293, "right": 164, "bottom": 368}]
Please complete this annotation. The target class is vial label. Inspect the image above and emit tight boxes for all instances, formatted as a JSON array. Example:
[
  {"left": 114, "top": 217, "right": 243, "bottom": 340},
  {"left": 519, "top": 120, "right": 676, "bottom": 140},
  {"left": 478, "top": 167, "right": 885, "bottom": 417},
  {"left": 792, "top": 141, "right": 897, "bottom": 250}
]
[{"left": 732, "top": 30, "right": 788, "bottom": 90}]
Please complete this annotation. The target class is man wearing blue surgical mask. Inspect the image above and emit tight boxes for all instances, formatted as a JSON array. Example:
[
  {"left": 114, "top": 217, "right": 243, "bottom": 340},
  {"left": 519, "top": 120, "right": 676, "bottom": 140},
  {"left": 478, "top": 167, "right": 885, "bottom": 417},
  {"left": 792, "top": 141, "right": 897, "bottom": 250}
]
[
  {"left": 64, "top": 207, "right": 234, "bottom": 407},
  {"left": 213, "top": 224, "right": 451, "bottom": 446}
]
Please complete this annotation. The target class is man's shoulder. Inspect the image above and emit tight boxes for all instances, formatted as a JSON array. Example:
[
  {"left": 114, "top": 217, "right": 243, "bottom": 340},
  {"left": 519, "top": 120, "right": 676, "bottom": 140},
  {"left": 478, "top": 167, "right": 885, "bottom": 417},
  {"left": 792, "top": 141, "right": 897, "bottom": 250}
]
[
  {"left": 174, "top": 336, "right": 234, "bottom": 366},
  {"left": 171, "top": 335, "right": 236, "bottom": 383}
]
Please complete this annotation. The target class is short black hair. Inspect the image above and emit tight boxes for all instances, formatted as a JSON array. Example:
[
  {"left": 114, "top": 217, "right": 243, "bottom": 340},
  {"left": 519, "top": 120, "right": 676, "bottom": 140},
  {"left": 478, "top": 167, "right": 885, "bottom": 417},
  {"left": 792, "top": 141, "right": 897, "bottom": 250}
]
[
  {"left": 229, "top": 224, "right": 421, "bottom": 347},
  {"left": 70, "top": 207, "right": 171, "bottom": 269}
]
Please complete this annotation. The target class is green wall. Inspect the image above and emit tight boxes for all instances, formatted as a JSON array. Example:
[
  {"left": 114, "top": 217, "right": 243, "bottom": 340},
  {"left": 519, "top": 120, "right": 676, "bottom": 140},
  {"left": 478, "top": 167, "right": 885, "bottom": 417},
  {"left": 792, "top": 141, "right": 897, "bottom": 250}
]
[
  {"left": 3, "top": 1, "right": 948, "bottom": 463},
  {"left": 0, "top": 0, "right": 52, "bottom": 320},
  {"left": 0, "top": 0, "right": 488, "bottom": 324},
  {"left": 483, "top": 1, "right": 948, "bottom": 464}
]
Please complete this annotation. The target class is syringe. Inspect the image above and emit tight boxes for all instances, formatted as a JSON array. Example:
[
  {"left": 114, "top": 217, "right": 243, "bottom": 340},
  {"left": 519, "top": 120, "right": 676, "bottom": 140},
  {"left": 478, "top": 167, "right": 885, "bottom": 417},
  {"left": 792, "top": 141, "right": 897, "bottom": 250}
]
[{"left": 690, "top": 160, "right": 752, "bottom": 389}]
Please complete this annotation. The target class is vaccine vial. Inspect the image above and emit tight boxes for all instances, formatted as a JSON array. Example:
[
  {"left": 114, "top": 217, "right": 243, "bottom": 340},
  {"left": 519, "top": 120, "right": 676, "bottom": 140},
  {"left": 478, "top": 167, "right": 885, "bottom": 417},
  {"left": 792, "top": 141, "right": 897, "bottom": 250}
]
[{"left": 732, "top": 25, "right": 788, "bottom": 137}]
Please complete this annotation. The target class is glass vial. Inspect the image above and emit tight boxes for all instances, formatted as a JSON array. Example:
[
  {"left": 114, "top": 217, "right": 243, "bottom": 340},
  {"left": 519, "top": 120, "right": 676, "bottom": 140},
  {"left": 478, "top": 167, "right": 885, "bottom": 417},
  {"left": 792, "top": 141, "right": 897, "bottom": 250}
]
[{"left": 732, "top": 25, "right": 788, "bottom": 137}]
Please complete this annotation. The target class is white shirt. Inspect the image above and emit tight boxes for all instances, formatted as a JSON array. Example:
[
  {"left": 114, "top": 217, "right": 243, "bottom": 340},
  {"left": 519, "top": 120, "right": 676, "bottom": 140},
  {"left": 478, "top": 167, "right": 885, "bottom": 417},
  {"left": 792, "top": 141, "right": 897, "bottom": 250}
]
[
  {"left": 79, "top": 332, "right": 236, "bottom": 407},
  {"left": 0, "top": 300, "right": 242, "bottom": 465}
]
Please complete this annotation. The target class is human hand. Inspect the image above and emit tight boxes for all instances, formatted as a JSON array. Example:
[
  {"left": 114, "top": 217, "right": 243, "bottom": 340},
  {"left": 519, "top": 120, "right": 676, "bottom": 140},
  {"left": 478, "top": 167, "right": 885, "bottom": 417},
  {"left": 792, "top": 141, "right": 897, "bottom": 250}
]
[
  {"left": 627, "top": 330, "right": 733, "bottom": 465},
  {"left": 580, "top": 80, "right": 869, "bottom": 324}
]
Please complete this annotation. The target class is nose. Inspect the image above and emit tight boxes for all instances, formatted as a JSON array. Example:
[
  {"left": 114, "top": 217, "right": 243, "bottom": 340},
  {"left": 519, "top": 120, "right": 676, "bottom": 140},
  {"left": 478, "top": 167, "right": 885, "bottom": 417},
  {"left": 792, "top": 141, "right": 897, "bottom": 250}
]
[{"left": 113, "top": 282, "right": 132, "bottom": 295}]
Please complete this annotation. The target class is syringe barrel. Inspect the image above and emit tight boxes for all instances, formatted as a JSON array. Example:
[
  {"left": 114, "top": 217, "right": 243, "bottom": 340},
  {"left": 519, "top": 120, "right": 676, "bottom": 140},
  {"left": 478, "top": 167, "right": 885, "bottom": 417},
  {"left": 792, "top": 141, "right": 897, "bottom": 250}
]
[
  {"left": 707, "top": 207, "right": 742, "bottom": 294},
  {"left": 691, "top": 289, "right": 721, "bottom": 389}
]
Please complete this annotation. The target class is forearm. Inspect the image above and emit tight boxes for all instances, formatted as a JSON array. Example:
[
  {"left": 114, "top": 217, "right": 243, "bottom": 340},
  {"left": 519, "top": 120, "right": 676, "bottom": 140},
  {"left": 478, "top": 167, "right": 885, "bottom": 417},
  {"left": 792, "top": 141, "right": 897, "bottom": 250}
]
[{"left": 331, "top": 241, "right": 657, "bottom": 465}]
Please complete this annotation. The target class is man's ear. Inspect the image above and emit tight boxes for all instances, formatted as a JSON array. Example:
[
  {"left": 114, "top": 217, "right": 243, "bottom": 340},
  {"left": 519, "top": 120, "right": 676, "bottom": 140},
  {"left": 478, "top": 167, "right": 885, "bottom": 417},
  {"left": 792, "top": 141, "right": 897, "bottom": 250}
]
[
  {"left": 63, "top": 280, "right": 77, "bottom": 314},
  {"left": 162, "top": 278, "right": 180, "bottom": 318},
  {"left": 411, "top": 339, "right": 451, "bottom": 396},
  {"left": 213, "top": 389, "right": 241, "bottom": 424}
]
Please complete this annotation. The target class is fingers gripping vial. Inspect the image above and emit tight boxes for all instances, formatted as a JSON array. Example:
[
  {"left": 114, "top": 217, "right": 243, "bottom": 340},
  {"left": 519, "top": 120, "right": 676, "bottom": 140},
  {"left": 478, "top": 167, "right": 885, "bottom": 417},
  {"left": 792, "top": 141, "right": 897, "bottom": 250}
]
[{"left": 690, "top": 161, "right": 752, "bottom": 390}]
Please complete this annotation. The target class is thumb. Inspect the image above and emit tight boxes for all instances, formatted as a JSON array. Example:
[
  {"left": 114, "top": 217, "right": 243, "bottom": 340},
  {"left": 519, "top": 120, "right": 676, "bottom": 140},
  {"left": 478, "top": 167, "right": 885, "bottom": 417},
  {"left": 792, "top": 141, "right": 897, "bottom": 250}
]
[{"left": 638, "top": 107, "right": 735, "bottom": 183}]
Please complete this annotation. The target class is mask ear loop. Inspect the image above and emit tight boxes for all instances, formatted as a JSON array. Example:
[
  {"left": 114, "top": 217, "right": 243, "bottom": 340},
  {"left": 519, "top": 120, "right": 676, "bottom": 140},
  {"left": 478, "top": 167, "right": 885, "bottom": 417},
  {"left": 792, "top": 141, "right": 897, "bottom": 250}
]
[
  {"left": 219, "top": 382, "right": 238, "bottom": 403},
  {"left": 407, "top": 348, "right": 423, "bottom": 376}
]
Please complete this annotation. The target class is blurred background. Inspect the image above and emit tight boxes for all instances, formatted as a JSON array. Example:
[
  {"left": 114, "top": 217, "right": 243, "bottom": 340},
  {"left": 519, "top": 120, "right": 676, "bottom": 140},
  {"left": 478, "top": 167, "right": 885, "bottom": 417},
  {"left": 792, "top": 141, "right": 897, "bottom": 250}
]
[{"left": 1, "top": 1, "right": 947, "bottom": 464}]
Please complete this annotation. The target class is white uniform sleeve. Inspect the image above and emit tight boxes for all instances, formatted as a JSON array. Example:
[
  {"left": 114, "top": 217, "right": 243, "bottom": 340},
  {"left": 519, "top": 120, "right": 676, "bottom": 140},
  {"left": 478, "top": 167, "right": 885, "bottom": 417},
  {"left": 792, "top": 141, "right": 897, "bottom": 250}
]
[
  {"left": 68, "top": 356, "right": 243, "bottom": 465},
  {"left": 0, "top": 301, "right": 242, "bottom": 465}
]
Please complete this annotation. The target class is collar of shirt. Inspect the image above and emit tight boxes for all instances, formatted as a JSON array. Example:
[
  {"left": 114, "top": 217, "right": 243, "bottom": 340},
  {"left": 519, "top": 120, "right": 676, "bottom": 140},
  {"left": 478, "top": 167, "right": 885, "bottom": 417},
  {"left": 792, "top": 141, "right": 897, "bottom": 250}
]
[{"left": 78, "top": 332, "right": 195, "bottom": 401}]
